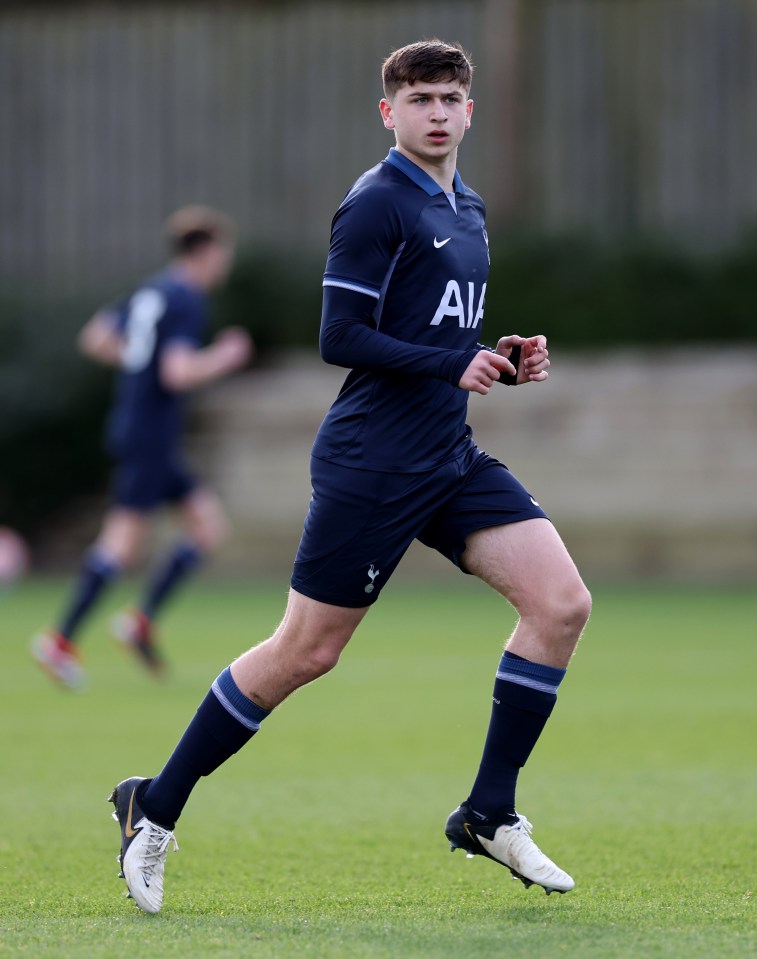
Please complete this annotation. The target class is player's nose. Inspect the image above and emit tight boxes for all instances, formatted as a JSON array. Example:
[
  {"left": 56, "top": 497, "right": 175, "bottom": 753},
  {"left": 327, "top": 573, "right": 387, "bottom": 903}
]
[{"left": 430, "top": 100, "right": 448, "bottom": 122}]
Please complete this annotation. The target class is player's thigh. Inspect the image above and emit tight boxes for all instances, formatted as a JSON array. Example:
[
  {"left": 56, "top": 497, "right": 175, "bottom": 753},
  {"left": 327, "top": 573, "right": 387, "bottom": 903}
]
[
  {"left": 231, "top": 587, "right": 369, "bottom": 691},
  {"left": 418, "top": 447, "right": 545, "bottom": 572},
  {"left": 96, "top": 508, "right": 150, "bottom": 567},
  {"left": 292, "top": 458, "right": 438, "bottom": 607},
  {"left": 278, "top": 587, "right": 369, "bottom": 656},
  {"left": 462, "top": 519, "right": 590, "bottom": 623},
  {"left": 178, "top": 486, "right": 228, "bottom": 552}
]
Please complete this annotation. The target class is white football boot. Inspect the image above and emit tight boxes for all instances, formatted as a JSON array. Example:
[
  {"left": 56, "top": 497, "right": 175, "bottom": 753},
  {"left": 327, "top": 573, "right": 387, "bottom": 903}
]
[
  {"left": 446, "top": 801, "right": 574, "bottom": 895},
  {"left": 109, "top": 776, "right": 178, "bottom": 913}
]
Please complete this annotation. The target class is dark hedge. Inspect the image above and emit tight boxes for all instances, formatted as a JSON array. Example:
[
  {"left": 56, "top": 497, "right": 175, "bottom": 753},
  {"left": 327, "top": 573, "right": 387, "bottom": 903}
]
[
  {"left": 2, "top": 233, "right": 755, "bottom": 535},
  {"left": 215, "top": 232, "right": 757, "bottom": 348}
]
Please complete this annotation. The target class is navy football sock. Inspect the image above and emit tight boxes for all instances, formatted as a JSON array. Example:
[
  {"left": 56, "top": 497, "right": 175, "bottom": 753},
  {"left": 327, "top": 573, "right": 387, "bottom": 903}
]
[
  {"left": 140, "top": 540, "right": 202, "bottom": 621},
  {"left": 468, "top": 651, "right": 566, "bottom": 822},
  {"left": 140, "top": 666, "right": 270, "bottom": 829},
  {"left": 57, "top": 548, "right": 120, "bottom": 642}
]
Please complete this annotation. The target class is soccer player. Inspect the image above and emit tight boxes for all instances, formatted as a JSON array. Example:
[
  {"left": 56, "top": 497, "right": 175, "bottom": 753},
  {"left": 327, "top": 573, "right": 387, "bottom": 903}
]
[
  {"left": 32, "top": 206, "right": 251, "bottom": 689},
  {"left": 109, "top": 41, "right": 591, "bottom": 913}
]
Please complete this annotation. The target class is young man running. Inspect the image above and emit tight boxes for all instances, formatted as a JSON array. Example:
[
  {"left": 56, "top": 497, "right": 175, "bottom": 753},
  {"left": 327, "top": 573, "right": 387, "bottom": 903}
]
[
  {"left": 109, "top": 41, "right": 591, "bottom": 912},
  {"left": 33, "top": 206, "right": 251, "bottom": 689}
]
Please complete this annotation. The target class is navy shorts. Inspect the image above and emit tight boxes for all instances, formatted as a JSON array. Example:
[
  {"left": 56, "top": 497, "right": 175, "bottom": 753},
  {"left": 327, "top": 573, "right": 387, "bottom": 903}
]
[
  {"left": 111, "top": 452, "right": 198, "bottom": 511},
  {"left": 291, "top": 437, "right": 548, "bottom": 608}
]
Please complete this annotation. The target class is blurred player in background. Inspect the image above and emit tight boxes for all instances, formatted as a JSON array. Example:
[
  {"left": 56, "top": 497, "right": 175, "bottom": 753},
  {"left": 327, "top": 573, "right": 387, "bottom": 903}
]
[
  {"left": 108, "top": 41, "right": 592, "bottom": 912},
  {"left": 32, "top": 206, "right": 251, "bottom": 690},
  {"left": 0, "top": 526, "right": 29, "bottom": 593}
]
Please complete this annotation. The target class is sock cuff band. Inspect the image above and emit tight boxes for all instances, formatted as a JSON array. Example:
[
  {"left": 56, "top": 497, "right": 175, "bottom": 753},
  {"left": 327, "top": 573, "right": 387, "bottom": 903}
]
[
  {"left": 211, "top": 666, "right": 270, "bottom": 731},
  {"left": 497, "top": 651, "right": 566, "bottom": 695}
]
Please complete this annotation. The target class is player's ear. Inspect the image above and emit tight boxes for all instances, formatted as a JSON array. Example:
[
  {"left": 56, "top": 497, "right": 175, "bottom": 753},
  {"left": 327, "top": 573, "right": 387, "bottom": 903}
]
[
  {"left": 465, "top": 98, "right": 473, "bottom": 130},
  {"left": 379, "top": 98, "right": 395, "bottom": 130}
]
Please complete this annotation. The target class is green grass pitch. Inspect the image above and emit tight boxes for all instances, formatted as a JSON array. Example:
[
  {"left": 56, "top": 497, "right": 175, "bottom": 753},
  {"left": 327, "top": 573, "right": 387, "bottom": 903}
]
[{"left": 1, "top": 577, "right": 755, "bottom": 958}]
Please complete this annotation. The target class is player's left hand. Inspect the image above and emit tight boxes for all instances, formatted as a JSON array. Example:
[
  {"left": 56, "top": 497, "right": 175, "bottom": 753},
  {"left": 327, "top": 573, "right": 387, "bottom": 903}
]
[{"left": 496, "top": 334, "right": 549, "bottom": 385}]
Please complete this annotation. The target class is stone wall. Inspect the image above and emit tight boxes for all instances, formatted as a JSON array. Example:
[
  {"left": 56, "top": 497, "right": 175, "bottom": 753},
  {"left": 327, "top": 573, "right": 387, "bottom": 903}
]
[{"left": 190, "top": 348, "right": 757, "bottom": 584}]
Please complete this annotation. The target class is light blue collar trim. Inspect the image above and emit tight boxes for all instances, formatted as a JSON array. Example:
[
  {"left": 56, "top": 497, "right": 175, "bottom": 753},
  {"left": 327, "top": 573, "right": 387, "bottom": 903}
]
[{"left": 384, "top": 148, "right": 465, "bottom": 196}]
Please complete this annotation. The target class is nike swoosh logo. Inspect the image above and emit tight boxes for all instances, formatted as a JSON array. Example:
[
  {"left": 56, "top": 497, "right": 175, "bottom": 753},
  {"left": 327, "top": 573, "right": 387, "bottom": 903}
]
[
  {"left": 125, "top": 789, "right": 140, "bottom": 838},
  {"left": 433, "top": 236, "right": 451, "bottom": 248}
]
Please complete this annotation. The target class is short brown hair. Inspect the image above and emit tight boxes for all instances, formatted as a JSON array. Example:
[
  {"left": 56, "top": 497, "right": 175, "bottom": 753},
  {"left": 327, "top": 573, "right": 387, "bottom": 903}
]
[
  {"left": 382, "top": 39, "right": 473, "bottom": 99},
  {"left": 164, "top": 205, "right": 236, "bottom": 256}
]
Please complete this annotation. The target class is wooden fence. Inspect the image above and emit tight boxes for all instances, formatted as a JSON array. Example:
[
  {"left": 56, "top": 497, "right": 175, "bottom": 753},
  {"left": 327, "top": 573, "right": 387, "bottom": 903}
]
[{"left": 1, "top": 0, "right": 755, "bottom": 296}]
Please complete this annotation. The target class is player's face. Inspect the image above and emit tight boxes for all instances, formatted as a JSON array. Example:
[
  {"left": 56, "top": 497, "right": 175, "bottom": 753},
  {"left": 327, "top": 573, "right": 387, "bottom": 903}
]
[
  {"left": 203, "top": 242, "right": 235, "bottom": 290},
  {"left": 379, "top": 81, "right": 473, "bottom": 167}
]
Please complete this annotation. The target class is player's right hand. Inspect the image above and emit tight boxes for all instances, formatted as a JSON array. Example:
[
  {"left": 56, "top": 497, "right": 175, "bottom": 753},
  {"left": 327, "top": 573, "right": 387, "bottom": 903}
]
[
  {"left": 458, "top": 349, "right": 516, "bottom": 395},
  {"left": 214, "top": 326, "right": 253, "bottom": 371}
]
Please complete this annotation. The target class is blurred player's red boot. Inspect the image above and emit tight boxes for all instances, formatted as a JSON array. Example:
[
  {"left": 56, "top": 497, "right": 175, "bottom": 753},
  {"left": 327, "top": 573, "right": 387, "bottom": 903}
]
[
  {"left": 112, "top": 609, "right": 167, "bottom": 678},
  {"left": 31, "top": 630, "right": 86, "bottom": 691}
]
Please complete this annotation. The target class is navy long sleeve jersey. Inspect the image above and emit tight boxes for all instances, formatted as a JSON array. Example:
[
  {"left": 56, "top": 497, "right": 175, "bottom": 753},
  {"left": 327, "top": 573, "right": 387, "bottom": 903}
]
[
  {"left": 106, "top": 269, "right": 206, "bottom": 457},
  {"left": 315, "top": 148, "right": 492, "bottom": 472}
]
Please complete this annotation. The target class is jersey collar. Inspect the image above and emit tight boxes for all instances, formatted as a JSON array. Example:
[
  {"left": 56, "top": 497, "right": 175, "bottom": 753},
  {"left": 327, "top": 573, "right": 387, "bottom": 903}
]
[{"left": 384, "top": 148, "right": 465, "bottom": 196}]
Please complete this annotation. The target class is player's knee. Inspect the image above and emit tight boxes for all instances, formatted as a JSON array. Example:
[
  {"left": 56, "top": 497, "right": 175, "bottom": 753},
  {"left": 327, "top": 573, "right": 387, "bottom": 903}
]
[
  {"left": 96, "top": 540, "right": 138, "bottom": 571},
  {"left": 527, "top": 580, "right": 591, "bottom": 642},
  {"left": 297, "top": 623, "right": 354, "bottom": 680},
  {"left": 554, "top": 582, "right": 592, "bottom": 638},
  {"left": 572, "top": 583, "right": 592, "bottom": 631},
  {"left": 197, "top": 519, "right": 227, "bottom": 553},
  {"left": 304, "top": 642, "right": 344, "bottom": 679},
  {"left": 188, "top": 504, "right": 229, "bottom": 553}
]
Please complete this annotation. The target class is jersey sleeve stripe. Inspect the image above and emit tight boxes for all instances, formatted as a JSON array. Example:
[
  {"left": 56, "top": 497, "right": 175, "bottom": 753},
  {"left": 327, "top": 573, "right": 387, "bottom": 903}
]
[{"left": 322, "top": 278, "right": 381, "bottom": 300}]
